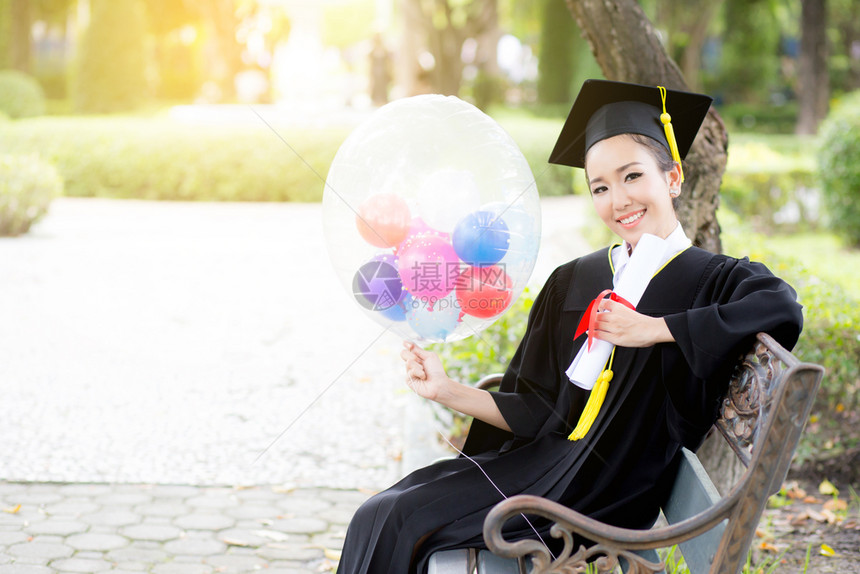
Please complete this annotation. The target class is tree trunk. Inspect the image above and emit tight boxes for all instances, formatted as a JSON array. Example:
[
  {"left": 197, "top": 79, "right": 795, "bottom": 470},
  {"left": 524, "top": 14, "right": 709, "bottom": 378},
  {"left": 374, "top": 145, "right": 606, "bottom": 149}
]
[
  {"left": 678, "top": 2, "right": 720, "bottom": 93},
  {"left": 796, "top": 0, "right": 829, "bottom": 135},
  {"left": 399, "top": 0, "right": 424, "bottom": 96},
  {"left": 427, "top": 2, "right": 465, "bottom": 96},
  {"left": 565, "top": 0, "right": 727, "bottom": 254},
  {"left": 10, "top": 0, "right": 31, "bottom": 73},
  {"left": 197, "top": 0, "right": 243, "bottom": 101},
  {"left": 538, "top": 0, "right": 576, "bottom": 104},
  {"left": 474, "top": 0, "right": 500, "bottom": 78}
]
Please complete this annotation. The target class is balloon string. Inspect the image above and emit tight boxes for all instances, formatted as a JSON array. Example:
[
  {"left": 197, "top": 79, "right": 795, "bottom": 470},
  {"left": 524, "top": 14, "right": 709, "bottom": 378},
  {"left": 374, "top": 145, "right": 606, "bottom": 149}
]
[{"left": 434, "top": 426, "right": 557, "bottom": 561}]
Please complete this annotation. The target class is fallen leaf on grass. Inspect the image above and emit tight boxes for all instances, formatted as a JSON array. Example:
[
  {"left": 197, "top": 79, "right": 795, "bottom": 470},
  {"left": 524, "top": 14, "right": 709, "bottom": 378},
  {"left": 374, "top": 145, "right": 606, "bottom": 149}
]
[
  {"left": 2, "top": 504, "right": 21, "bottom": 514},
  {"left": 786, "top": 486, "right": 807, "bottom": 499},
  {"left": 820, "top": 509, "right": 839, "bottom": 524},
  {"left": 789, "top": 511, "right": 809, "bottom": 526},
  {"left": 759, "top": 541, "right": 780, "bottom": 553},
  {"left": 820, "top": 543, "right": 836, "bottom": 557},
  {"left": 802, "top": 495, "right": 822, "bottom": 504},
  {"left": 819, "top": 479, "right": 839, "bottom": 496},
  {"left": 823, "top": 498, "right": 848, "bottom": 512},
  {"left": 755, "top": 528, "right": 772, "bottom": 539},
  {"left": 807, "top": 509, "right": 827, "bottom": 522}
]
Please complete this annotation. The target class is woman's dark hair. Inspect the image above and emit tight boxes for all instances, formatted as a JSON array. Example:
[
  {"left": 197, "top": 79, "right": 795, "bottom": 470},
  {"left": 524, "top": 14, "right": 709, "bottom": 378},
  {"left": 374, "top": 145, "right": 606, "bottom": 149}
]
[
  {"left": 584, "top": 133, "right": 682, "bottom": 209},
  {"left": 630, "top": 134, "right": 681, "bottom": 210}
]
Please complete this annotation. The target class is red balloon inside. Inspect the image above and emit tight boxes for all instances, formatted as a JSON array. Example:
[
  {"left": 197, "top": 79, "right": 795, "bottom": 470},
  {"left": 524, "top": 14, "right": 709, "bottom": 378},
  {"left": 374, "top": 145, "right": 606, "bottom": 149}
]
[
  {"left": 455, "top": 265, "right": 512, "bottom": 319},
  {"left": 355, "top": 193, "right": 411, "bottom": 248}
]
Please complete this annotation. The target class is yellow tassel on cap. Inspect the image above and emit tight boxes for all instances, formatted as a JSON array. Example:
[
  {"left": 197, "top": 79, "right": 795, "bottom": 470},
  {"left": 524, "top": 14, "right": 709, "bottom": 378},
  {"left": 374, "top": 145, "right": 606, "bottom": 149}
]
[
  {"left": 568, "top": 348, "right": 616, "bottom": 441},
  {"left": 658, "top": 86, "right": 684, "bottom": 183}
]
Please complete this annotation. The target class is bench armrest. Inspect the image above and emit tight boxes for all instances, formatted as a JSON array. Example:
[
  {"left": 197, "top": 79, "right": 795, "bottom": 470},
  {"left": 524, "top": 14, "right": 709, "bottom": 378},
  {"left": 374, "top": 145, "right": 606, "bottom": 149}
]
[{"left": 483, "top": 490, "right": 738, "bottom": 573}]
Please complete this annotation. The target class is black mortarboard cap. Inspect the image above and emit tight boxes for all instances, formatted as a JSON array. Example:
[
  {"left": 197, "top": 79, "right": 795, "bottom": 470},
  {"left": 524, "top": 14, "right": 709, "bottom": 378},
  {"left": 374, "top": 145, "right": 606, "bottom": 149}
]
[{"left": 548, "top": 79, "right": 713, "bottom": 174}]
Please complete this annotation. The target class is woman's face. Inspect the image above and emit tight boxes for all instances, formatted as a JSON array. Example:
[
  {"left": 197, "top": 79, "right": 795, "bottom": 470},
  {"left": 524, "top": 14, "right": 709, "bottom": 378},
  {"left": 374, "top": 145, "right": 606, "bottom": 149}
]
[{"left": 585, "top": 134, "right": 681, "bottom": 249}]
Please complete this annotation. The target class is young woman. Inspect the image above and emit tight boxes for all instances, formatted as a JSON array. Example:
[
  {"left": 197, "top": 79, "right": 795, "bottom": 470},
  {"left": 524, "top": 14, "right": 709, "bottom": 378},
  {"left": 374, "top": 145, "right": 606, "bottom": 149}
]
[{"left": 336, "top": 80, "right": 804, "bottom": 574}]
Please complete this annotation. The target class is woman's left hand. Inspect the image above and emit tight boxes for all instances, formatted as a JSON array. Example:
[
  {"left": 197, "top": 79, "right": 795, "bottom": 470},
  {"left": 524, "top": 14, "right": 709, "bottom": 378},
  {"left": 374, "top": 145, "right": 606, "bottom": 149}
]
[{"left": 592, "top": 298, "right": 675, "bottom": 347}]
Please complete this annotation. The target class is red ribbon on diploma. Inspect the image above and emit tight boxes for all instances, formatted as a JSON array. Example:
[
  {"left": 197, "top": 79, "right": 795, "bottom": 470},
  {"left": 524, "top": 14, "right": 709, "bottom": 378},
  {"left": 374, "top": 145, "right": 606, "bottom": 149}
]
[{"left": 574, "top": 289, "right": 636, "bottom": 351}]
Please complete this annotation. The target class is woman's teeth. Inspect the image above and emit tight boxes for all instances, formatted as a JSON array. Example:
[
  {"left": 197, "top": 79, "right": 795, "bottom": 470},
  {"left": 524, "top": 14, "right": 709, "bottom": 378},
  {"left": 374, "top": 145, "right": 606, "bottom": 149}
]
[{"left": 619, "top": 211, "right": 644, "bottom": 225}]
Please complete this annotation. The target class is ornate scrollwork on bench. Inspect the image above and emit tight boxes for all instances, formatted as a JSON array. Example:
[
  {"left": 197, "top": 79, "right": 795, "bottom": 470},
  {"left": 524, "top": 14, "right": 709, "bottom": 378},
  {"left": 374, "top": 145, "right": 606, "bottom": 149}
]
[{"left": 715, "top": 337, "right": 790, "bottom": 467}]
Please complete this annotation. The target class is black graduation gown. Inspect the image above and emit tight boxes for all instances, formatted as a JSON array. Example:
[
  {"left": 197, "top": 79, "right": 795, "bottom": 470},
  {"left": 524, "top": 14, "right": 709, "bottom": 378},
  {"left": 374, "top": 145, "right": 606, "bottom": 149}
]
[{"left": 336, "top": 246, "right": 803, "bottom": 574}]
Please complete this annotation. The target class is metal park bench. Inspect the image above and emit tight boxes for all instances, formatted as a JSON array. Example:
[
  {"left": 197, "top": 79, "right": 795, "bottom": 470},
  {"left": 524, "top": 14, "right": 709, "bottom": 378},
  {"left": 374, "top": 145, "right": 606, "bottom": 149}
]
[{"left": 429, "top": 333, "right": 823, "bottom": 574}]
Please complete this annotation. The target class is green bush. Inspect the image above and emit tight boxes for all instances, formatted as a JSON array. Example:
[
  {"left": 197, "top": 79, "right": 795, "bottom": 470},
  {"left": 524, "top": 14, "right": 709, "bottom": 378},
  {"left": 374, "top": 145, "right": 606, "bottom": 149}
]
[
  {"left": 0, "top": 113, "right": 574, "bottom": 202},
  {"left": 818, "top": 91, "right": 860, "bottom": 246},
  {"left": 0, "top": 117, "right": 350, "bottom": 202},
  {"left": 0, "top": 70, "right": 47, "bottom": 119},
  {"left": 0, "top": 154, "right": 63, "bottom": 236}
]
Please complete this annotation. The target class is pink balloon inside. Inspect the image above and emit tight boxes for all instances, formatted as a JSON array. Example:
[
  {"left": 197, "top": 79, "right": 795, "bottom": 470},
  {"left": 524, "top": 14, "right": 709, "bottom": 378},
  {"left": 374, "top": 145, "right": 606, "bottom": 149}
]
[{"left": 398, "top": 234, "right": 461, "bottom": 301}]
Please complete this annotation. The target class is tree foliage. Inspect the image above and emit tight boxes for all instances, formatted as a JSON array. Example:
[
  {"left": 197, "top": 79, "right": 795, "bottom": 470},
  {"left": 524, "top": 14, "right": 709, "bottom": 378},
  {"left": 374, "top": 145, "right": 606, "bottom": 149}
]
[{"left": 715, "top": 0, "right": 781, "bottom": 104}]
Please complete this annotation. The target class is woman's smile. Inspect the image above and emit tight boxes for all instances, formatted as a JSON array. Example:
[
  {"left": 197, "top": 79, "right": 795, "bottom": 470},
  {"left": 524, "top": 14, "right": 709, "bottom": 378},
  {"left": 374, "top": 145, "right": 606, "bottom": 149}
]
[{"left": 617, "top": 209, "right": 646, "bottom": 227}]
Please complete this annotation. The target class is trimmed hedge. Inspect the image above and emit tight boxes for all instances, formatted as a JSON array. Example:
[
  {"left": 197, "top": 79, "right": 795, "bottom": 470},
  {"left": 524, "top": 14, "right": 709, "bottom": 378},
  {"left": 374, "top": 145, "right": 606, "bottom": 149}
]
[
  {"left": 0, "top": 154, "right": 63, "bottom": 236},
  {"left": 0, "top": 117, "right": 350, "bottom": 202},
  {"left": 0, "top": 70, "right": 46, "bottom": 119},
  {"left": 721, "top": 136, "right": 819, "bottom": 232},
  {"left": 0, "top": 113, "right": 577, "bottom": 202}
]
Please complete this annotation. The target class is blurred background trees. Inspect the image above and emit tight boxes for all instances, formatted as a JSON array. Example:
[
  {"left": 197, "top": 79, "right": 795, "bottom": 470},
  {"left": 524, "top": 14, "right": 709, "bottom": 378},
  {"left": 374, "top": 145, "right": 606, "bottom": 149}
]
[{"left": 0, "top": 0, "right": 854, "bottom": 122}]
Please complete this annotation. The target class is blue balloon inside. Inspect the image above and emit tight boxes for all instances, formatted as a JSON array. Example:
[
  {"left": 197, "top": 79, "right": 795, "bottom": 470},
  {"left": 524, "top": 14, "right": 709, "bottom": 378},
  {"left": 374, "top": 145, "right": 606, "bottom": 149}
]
[
  {"left": 406, "top": 295, "right": 462, "bottom": 340},
  {"left": 452, "top": 210, "right": 510, "bottom": 267},
  {"left": 380, "top": 292, "right": 410, "bottom": 322}
]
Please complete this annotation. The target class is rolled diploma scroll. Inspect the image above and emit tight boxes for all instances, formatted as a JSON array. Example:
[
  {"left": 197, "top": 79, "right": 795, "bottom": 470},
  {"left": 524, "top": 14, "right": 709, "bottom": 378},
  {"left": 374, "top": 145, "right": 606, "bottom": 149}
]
[{"left": 565, "top": 233, "right": 668, "bottom": 390}]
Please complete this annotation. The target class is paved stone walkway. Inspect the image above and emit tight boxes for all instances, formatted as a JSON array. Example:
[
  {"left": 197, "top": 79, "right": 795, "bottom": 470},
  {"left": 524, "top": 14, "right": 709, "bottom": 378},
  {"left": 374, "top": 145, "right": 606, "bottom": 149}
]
[
  {"left": 0, "top": 195, "right": 591, "bottom": 573},
  {"left": 0, "top": 481, "right": 367, "bottom": 573}
]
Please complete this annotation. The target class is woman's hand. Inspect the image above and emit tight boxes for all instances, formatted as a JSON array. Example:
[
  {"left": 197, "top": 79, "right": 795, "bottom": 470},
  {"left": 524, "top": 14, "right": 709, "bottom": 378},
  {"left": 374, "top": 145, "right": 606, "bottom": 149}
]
[
  {"left": 400, "top": 341, "right": 453, "bottom": 402},
  {"left": 592, "top": 298, "right": 675, "bottom": 347},
  {"left": 400, "top": 341, "right": 512, "bottom": 432}
]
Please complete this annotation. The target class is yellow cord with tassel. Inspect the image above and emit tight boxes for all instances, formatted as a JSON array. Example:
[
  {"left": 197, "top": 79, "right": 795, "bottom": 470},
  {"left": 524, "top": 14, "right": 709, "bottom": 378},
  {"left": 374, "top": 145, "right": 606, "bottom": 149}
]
[
  {"left": 568, "top": 347, "right": 616, "bottom": 441},
  {"left": 657, "top": 86, "right": 684, "bottom": 183}
]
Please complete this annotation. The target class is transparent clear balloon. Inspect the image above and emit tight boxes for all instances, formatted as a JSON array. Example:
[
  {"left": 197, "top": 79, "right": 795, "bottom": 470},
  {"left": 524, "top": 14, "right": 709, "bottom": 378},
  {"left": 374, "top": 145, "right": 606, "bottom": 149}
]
[{"left": 323, "top": 94, "right": 542, "bottom": 343}]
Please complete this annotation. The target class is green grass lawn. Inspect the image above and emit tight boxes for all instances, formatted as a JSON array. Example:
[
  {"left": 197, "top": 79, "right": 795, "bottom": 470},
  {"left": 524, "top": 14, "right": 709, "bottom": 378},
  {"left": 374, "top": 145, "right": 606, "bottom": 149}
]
[{"left": 764, "top": 232, "right": 860, "bottom": 300}]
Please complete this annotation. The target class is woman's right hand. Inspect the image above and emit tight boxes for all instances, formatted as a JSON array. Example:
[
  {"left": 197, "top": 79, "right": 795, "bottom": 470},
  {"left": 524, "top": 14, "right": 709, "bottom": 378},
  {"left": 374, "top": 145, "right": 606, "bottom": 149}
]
[
  {"left": 400, "top": 341, "right": 452, "bottom": 402},
  {"left": 400, "top": 341, "right": 512, "bottom": 433}
]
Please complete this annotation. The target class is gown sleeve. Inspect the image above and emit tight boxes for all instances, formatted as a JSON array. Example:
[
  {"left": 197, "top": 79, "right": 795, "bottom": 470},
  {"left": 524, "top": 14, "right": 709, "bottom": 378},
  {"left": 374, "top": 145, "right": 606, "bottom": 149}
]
[
  {"left": 663, "top": 257, "right": 803, "bottom": 381},
  {"left": 659, "top": 257, "right": 803, "bottom": 446},
  {"left": 488, "top": 265, "right": 565, "bottom": 440}
]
